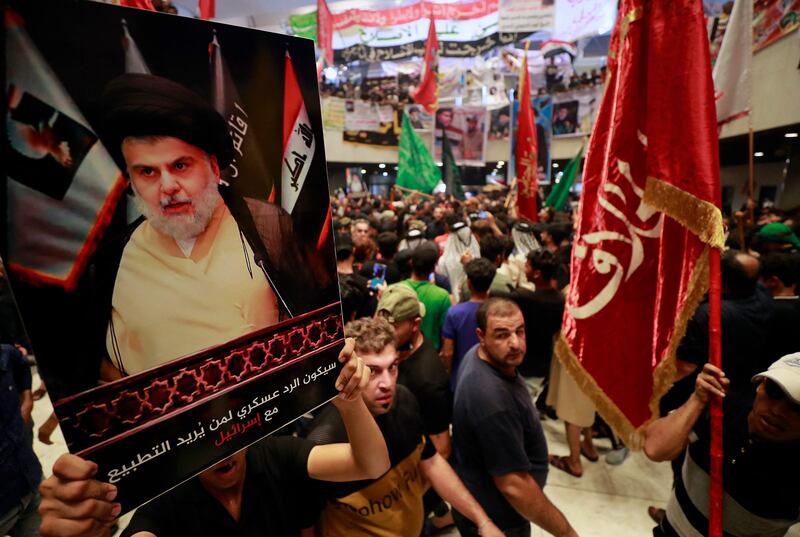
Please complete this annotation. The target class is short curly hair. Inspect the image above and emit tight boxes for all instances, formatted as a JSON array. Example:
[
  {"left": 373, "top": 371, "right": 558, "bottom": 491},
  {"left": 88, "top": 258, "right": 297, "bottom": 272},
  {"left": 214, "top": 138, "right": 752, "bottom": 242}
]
[{"left": 345, "top": 317, "right": 396, "bottom": 354}]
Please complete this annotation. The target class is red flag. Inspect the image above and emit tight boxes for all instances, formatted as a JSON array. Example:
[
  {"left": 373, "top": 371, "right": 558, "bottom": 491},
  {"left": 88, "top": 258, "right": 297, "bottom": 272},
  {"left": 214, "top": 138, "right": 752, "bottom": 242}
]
[
  {"left": 120, "top": 0, "right": 155, "bottom": 10},
  {"left": 317, "top": 0, "right": 333, "bottom": 66},
  {"left": 556, "top": 0, "right": 724, "bottom": 446},
  {"left": 199, "top": 0, "right": 215, "bottom": 20},
  {"left": 411, "top": 15, "right": 438, "bottom": 114},
  {"left": 514, "top": 48, "right": 538, "bottom": 222}
]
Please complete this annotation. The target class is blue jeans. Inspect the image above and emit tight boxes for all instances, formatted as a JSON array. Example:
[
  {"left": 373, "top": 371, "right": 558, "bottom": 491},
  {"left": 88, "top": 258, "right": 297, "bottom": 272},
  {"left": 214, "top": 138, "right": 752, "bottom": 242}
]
[
  {"left": 453, "top": 508, "right": 531, "bottom": 537},
  {"left": 0, "top": 490, "right": 41, "bottom": 537}
]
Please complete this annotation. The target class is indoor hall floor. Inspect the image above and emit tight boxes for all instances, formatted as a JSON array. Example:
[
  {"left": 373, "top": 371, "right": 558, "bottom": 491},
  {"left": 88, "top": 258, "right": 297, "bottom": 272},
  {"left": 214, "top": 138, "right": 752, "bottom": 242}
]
[{"left": 29, "top": 373, "right": 799, "bottom": 537}]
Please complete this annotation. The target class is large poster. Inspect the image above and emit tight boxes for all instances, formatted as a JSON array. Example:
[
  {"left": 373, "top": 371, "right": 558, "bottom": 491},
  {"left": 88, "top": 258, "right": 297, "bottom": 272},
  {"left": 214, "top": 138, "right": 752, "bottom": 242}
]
[
  {"left": 3, "top": 0, "right": 341, "bottom": 513},
  {"left": 343, "top": 105, "right": 401, "bottom": 146},
  {"left": 434, "top": 105, "right": 488, "bottom": 166}
]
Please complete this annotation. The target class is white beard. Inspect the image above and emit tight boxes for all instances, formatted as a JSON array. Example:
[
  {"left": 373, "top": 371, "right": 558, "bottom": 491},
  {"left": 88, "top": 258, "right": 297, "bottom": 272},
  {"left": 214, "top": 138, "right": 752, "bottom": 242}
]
[{"left": 133, "top": 179, "right": 222, "bottom": 241}]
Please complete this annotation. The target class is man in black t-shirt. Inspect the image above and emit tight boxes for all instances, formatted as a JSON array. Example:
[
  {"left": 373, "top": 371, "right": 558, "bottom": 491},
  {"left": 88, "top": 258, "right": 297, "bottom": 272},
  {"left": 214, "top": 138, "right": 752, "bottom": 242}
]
[
  {"left": 495, "top": 250, "right": 564, "bottom": 378},
  {"left": 452, "top": 298, "right": 577, "bottom": 537},
  {"left": 375, "top": 284, "right": 452, "bottom": 455},
  {"left": 38, "top": 340, "right": 390, "bottom": 537},
  {"left": 306, "top": 317, "right": 502, "bottom": 537}
]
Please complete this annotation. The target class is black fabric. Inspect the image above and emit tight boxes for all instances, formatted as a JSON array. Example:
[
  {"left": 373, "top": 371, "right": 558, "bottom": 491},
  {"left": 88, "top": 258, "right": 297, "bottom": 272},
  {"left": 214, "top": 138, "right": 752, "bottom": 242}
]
[
  {"left": 452, "top": 346, "right": 549, "bottom": 531},
  {"left": 494, "top": 288, "right": 564, "bottom": 377},
  {"left": 121, "top": 436, "right": 317, "bottom": 537},
  {"left": 669, "top": 284, "right": 775, "bottom": 412},
  {"left": 305, "top": 385, "right": 436, "bottom": 502},
  {"left": 0, "top": 345, "right": 41, "bottom": 515},
  {"left": 766, "top": 297, "right": 800, "bottom": 362},
  {"left": 398, "top": 338, "right": 452, "bottom": 435},
  {"left": 98, "top": 73, "right": 234, "bottom": 171},
  {"left": 337, "top": 272, "right": 377, "bottom": 318}
]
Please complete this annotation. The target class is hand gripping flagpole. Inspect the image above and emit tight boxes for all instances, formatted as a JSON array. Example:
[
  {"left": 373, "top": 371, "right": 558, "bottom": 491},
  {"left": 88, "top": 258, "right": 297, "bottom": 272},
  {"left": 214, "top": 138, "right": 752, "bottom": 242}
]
[{"left": 708, "top": 240, "right": 723, "bottom": 537}]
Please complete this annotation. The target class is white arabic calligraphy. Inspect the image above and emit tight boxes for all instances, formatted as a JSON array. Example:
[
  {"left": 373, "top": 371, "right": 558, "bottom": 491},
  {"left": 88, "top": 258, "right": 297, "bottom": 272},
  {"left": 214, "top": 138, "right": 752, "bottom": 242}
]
[{"left": 568, "top": 152, "right": 662, "bottom": 320}]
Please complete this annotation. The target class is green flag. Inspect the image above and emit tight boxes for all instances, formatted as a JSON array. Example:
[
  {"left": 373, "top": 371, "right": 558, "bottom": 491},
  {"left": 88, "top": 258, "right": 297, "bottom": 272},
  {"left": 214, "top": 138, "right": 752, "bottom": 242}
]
[
  {"left": 441, "top": 129, "right": 465, "bottom": 200},
  {"left": 397, "top": 112, "right": 441, "bottom": 194},
  {"left": 546, "top": 144, "right": 584, "bottom": 211},
  {"left": 288, "top": 11, "right": 317, "bottom": 41}
]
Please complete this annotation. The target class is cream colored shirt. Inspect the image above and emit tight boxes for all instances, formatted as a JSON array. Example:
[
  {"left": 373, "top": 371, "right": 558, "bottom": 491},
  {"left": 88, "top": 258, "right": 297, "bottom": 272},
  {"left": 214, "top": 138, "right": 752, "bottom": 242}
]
[{"left": 106, "top": 203, "right": 278, "bottom": 375}]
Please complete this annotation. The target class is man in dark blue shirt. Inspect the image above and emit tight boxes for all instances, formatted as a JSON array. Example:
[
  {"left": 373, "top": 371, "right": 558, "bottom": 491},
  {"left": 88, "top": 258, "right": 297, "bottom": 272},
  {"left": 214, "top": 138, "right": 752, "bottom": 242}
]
[
  {"left": 0, "top": 343, "right": 42, "bottom": 536},
  {"left": 451, "top": 298, "right": 578, "bottom": 537}
]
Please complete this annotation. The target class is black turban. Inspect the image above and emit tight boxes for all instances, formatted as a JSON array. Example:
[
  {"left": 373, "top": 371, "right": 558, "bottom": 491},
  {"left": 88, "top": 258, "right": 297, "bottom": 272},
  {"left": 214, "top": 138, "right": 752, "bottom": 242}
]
[{"left": 98, "top": 73, "right": 234, "bottom": 171}]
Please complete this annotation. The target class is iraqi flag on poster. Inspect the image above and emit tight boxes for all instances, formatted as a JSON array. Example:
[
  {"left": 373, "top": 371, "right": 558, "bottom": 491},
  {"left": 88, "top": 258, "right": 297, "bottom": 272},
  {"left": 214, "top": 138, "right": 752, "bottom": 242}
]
[
  {"left": 210, "top": 31, "right": 273, "bottom": 200},
  {"left": 514, "top": 47, "right": 538, "bottom": 222},
  {"left": 281, "top": 51, "right": 330, "bottom": 249},
  {"left": 411, "top": 15, "right": 438, "bottom": 114},
  {"left": 555, "top": 0, "right": 724, "bottom": 446},
  {"left": 713, "top": 0, "right": 752, "bottom": 126},
  {"left": 4, "top": 9, "right": 126, "bottom": 291}
]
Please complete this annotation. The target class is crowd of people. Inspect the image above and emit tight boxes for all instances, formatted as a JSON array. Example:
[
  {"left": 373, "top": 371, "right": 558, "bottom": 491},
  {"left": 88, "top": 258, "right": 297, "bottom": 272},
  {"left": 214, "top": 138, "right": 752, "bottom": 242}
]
[{"left": 3, "top": 181, "right": 800, "bottom": 536}]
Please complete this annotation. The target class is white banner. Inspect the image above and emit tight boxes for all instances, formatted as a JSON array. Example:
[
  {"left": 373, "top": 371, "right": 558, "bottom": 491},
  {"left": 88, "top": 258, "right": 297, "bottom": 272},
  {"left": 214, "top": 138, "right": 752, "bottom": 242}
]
[
  {"left": 332, "top": 11, "right": 499, "bottom": 50},
  {"left": 498, "top": 0, "right": 555, "bottom": 33},
  {"left": 553, "top": 0, "right": 616, "bottom": 42},
  {"left": 344, "top": 100, "right": 382, "bottom": 132}
]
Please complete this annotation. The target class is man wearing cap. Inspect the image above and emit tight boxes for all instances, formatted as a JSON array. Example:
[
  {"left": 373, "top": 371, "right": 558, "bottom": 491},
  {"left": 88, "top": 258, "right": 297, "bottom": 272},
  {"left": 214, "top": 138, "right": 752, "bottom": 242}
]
[
  {"left": 90, "top": 73, "right": 336, "bottom": 378},
  {"left": 645, "top": 355, "right": 800, "bottom": 537},
  {"left": 376, "top": 285, "right": 452, "bottom": 456},
  {"left": 755, "top": 222, "right": 800, "bottom": 253}
]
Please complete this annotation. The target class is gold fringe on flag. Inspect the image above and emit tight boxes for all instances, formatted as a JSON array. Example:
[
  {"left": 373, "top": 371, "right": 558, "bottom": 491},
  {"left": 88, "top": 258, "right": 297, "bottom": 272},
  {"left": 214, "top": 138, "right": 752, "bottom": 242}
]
[{"left": 554, "top": 248, "right": 711, "bottom": 449}]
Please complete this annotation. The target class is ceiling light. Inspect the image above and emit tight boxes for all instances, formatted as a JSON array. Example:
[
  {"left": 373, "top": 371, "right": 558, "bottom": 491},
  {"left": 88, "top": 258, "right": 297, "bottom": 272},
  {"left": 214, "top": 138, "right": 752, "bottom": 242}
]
[
  {"left": 360, "top": 169, "right": 367, "bottom": 174},
  {"left": 785, "top": 132, "right": 798, "bottom": 138},
  {"left": 754, "top": 152, "right": 764, "bottom": 157},
  {"left": 382, "top": 171, "right": 388, "bottom": 176},
  {"left": 497, "top": 160, "right": 505, "bottom": 166},
  {"left": 552, "top": 163, "right": 559, "bottom": 168},
  {"left": 379, "top": 163, "right": 386, "bottom": 169}
]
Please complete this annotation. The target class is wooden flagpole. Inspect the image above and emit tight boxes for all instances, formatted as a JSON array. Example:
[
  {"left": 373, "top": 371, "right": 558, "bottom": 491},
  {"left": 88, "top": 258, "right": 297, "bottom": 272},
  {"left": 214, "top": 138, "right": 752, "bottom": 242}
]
[{"left": 392, "top": 184, "right": 435, "bottom": 200}]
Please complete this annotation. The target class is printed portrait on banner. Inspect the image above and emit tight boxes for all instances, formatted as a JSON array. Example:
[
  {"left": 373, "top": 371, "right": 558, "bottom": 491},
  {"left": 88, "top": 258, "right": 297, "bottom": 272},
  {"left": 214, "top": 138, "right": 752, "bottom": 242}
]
[
  {"left": 434, "top": 105, "right": 487, "bottom": 166},
  {"left": 488, "top": 105, "right": 511, "bottom": 140},
  {"left": 552, "top": 100, "right": 579, "bottom": 136},
  {"left": 2, "top": 0, "right": 342, "bottom": 513}
]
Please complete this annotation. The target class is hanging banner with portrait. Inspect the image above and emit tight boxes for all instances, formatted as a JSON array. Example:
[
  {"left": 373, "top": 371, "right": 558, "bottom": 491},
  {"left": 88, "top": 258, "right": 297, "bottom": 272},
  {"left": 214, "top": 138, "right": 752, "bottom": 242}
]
[{"left": 433, "top": 105, "right": 488, "bottom": 166}]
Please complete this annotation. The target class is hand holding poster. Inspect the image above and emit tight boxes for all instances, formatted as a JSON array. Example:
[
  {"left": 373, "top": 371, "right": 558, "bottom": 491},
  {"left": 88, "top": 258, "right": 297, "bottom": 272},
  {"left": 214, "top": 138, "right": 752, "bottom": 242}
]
[{"left": 3, "top": 0, "right": 344, "bottom": 515}]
